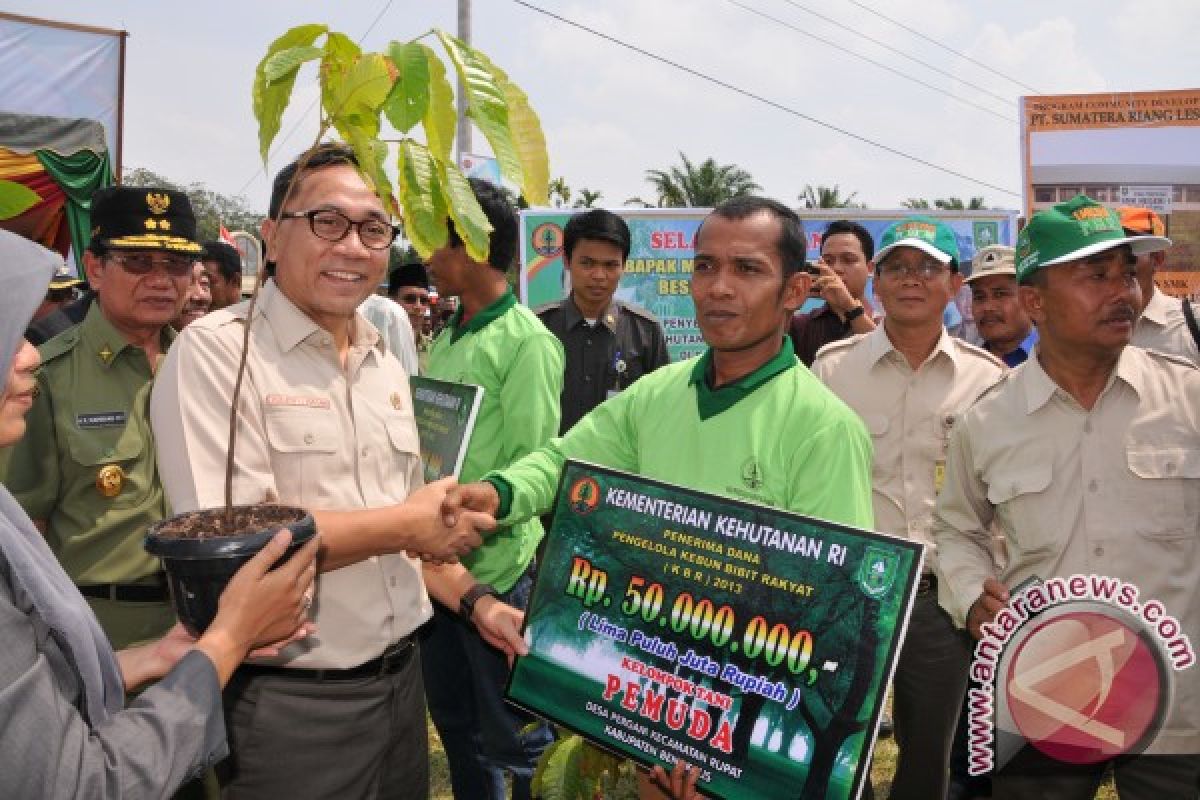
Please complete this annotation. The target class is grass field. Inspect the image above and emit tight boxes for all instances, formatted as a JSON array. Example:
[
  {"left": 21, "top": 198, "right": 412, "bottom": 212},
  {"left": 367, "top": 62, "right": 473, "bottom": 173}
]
[{"left": 426, "top": 716, "right": 1118, "bottom": 799}]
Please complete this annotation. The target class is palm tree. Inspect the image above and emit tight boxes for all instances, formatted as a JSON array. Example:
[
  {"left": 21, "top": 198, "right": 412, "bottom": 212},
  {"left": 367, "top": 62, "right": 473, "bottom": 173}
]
[
  {"left": 641, "top": 152, "right": 760, "bottom": 208},
  {"left": 901, "top": 198, "right": 932, "bottom": 210},
  {"left": 548, "top": 176, "right": 571, "bottom": 208},
  {"left": 934, "top": 196, "right": 987, "bottom": 210},
  {"left": 572, "top": 188, "right": 603, "bottom": 208},
  {"left": 799, "top": 184, "right": 862, "bottom": 209}
]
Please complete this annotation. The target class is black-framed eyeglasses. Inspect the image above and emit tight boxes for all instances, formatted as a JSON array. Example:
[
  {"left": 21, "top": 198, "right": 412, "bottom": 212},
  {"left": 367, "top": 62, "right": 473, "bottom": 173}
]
[
  {"left": 400, "top": 293, "right": 431, "bottom": 305},
  {"left": 107, "top": 252, "right": 195, "bottom": 277},
  {"left": 877, "top": 258, "right": 949, "bottom": 281},
  {"left": 280, "top": 209, "right": 399, "bottom": 250}
]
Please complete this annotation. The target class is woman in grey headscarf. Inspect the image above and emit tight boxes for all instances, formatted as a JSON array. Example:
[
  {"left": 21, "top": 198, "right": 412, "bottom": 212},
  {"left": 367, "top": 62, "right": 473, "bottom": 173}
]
[{"left": 0, "top": 230, "right": 319, "bottom": 799}]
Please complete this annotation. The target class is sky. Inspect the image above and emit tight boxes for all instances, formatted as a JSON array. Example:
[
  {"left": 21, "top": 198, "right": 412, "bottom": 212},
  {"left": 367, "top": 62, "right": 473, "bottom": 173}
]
[{"left": 8, "top": 0, "right": 1200, "bottom": 215}]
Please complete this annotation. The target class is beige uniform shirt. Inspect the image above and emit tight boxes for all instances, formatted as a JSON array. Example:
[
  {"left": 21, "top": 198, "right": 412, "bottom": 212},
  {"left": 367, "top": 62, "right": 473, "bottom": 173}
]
[
  {"left": 1133, "top": 287, "right": 1200, "bottom": 365},
  {"left": 150, "top": 280, "right": 431, "bottom": 669},
  {"left": 812, "top": 326, "right": 1004, "bottom": 573},
  {"left": 933, "top": 346, "right": 1200, "bottom": 752}
]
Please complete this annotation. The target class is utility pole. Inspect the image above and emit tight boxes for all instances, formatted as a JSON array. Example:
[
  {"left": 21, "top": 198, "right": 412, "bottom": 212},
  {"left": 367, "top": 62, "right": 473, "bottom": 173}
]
[{"left": 455, "top": 0, "right": 472, "bottom": 165}]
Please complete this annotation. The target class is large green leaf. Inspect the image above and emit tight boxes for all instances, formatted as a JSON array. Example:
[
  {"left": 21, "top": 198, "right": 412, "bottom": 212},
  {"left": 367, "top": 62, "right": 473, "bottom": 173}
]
[
  {"left": 263, "top": 45, "right": 323, "bottom": 83},
  {"left": 383, "top": 41, "right": 429, "bottom": 134},
  {"left": 252, "top": 23, "right": 328, "bottom": 164},
  {"left": 0, "top": 180, "right": 41, "bottom": 220},
  {"left": 534, "top": 735, "right": 589, "bottom": 800},
  {"left": 435, "top": 31, "right": 523, "bottom": 187},
  {"left": 327, "top": 52, "right": 392, "bottom": 141},
  {"left": 440, "top": 160, "right": 492, "bottom": 263},
  {"left": 319, "top": 32, "right": 362, "bottom": 130},
  {"left": 347, "top": 131, "right": 396, "bottom": 217},
  {"left": 397, "top": 140, "right": 449, "bottom": 258},
  {"left": 421, "top": 45, "right": 457, "bottom": 167},
  {"left": 476, "top": 53, "right": 550, "bottom": 205}
]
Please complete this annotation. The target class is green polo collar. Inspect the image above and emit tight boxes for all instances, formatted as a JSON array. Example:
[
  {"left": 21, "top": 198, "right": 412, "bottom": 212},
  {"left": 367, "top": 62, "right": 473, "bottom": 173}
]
[
  {"left": 447, "top": 289, "right": 517, "bottom": 343},
  {"left": 688, "top": 337, "right": 797, "bottom": 420}
]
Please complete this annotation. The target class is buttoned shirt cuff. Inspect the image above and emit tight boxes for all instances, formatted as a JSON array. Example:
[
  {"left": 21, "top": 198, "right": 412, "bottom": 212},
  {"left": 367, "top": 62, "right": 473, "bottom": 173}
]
[{"left": 483, "top": 475, "right": 514, "bottom": 520}]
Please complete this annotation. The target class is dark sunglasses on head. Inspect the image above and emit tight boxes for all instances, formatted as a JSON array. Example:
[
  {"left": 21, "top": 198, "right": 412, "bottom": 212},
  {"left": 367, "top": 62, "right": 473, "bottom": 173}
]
[
  {"left": 401, "top": 293, "right": 431, "bottom": 305},
  {"left": 107, "top": 252, "right": 194, "bottom": 277}
]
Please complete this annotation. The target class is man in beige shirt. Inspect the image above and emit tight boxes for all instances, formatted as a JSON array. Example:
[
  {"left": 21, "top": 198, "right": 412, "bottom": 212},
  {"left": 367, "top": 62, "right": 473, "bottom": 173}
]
[
  {"left": 813, "top": 216, "right": 1004, "bottom": 800},
  {"left": 1119, "top": 206, "right": 1200, "bottom": 366},
  {"left": 151, "top": 143, "right": 521, "bottom": 799},
  {"left": 934, "top": 195, "right": 1199, "bottom": 798}
]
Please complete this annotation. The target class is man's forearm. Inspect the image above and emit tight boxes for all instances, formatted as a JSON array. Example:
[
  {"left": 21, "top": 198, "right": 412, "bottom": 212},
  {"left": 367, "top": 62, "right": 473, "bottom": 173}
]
[
  {"left": 422, "top": 563, "right": 478, "bottom": 610},
  {"left": 312, "top": 506, "right": 419, "bottom": 572}
]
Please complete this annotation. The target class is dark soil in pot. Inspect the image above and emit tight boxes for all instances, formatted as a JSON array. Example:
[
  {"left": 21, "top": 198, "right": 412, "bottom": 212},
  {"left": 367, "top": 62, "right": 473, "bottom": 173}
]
[{"left": 145, "top": 505, "right": 315, "bottom": 636}]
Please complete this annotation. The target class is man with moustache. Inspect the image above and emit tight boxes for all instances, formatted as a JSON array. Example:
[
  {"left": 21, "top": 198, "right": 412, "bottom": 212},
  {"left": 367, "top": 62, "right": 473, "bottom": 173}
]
[
  {"left": 935, "top": 196, "right": 1199, "bottom": 799},
  {"left": 172, "top": 261, "right": 212, "bottom": 330},
  {"left": 811, "top": 216, "right": 1005, "bottom": 800},
  {"left": 788, "top": 218, "right": 877, "bottom": 365},
  {"left": 1, "top": 186, "right": 201, "bottom": 651},
  {"left": 200, "top": 240, "right": 243, "bottom": 311},
  {"left": 968, "top": 244, "right": 1037, "bottom": 366}
]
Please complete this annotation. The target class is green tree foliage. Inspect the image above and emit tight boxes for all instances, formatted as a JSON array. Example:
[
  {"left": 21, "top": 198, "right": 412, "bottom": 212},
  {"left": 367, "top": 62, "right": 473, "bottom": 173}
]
[
  {"left": 799, "top": 183, "right": 863, "bottom": 209},
  {"left": 635, "top": 153, "right": 760, "bottom": 208},
  {"left": 122, "top": 167, "right": 263, "bottom": 242},
  {"left": 573, "top": 188, "right": 603, "bottom": 208},
  {"left": 549, "top": 176, "right": 572, "bottom": 208},
  {"left": 252, "top": 24, "right": 549, "bottom": 262},
  {"left": 901, "top": 196, "right": 987, "bottom": 210}
]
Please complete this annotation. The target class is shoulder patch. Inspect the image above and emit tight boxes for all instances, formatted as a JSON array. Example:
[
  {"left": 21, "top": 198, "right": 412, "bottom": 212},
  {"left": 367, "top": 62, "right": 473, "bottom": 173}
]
[
  {"left": 1140, "top": 346, "right": 1200, "bottom": 372},
  {"left": 954, "top": 338, "right": 1006, "bottom": 369},
  {"left": 36, "top": 327, "right": 81, "bottom": 364},
  {"left": 619, "top": 301, "right": 660, "bottom": 323},
  {"left": 812, "top": 332, "right": 868, "bottom": 361}
]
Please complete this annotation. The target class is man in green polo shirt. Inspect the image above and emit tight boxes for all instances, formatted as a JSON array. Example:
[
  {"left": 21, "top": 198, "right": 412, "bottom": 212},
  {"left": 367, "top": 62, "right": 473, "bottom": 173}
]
[
  {"left": 422, "top": 177, "right": 564, "bottom": 800},
  {"left": 0, "top": 186, "right": 202, "bottom": 650},
  {"left": 443, "top": 196, "right": 875, "bottom": 795}
]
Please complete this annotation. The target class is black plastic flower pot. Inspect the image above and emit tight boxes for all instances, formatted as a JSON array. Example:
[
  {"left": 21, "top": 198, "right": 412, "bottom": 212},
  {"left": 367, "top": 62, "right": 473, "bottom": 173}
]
[{"left": 144, "top": 504, "right": 315, "bottom": 637}]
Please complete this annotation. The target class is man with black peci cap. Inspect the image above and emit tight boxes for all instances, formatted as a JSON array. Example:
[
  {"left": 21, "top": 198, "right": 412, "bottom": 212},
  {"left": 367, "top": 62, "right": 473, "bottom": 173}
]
[{"left": 0, "top": 185, "right": 201, "bottom": 651}]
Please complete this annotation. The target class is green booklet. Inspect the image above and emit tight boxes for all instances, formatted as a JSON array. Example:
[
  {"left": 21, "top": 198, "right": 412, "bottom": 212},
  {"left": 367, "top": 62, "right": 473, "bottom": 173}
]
[
  {"left": 506, "top": 460, "right": 923, "bottom": 800},
  {"left": 409, "top": 376, "right": 484, "bottom": 481}
]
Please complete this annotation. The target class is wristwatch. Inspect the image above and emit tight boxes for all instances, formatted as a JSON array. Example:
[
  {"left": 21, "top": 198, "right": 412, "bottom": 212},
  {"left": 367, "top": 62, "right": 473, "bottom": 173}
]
[
  {"left": 459, "top": 583, "right": 500, "bottom": 622},
  {"left": 843, "top": 304, "right": 865, "bottom": 322}
]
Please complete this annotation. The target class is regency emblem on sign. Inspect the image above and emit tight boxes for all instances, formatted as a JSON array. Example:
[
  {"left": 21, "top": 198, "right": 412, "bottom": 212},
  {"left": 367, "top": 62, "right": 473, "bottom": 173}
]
[{"left": 857, "top": 545, "right": 900, "bottom": 598}]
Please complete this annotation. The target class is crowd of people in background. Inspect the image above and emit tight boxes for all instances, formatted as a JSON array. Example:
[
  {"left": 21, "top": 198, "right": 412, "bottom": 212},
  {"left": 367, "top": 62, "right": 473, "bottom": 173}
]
[{"left": 0, "top": 139, "right": 1197, "bottom": 800}]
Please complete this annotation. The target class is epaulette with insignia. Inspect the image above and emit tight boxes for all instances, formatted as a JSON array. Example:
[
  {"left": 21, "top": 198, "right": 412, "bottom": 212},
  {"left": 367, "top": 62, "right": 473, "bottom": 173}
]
[
  {"left": 954, "top": 338, "right": 1006, "bottom": 369},
  {"left": 533, "top": 301, "right": 563, "bottom": 317},
  {"left": 620, "top": 301, "right": 660, "bottom": 323},
  {"left": 36, "top": 327, "right": 81, "bottom": 365}
]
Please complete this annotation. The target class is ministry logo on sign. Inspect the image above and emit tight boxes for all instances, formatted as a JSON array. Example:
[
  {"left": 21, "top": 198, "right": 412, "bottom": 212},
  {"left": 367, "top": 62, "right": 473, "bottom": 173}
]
[
  {"left": 568, "top": 476, "right": 601, "bottom": 515},
  {"left": 966, "top": 575, "right": 1194, "bottom": 776}
]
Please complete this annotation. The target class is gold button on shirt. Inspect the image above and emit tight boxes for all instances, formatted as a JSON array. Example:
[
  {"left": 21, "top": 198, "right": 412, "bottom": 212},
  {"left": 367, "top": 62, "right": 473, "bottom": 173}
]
[
  {"left": 933, "top": 346, "right": 1200, "bottom": 753},
  {"left": 812, "top": 326, "right": 1005, "bottom": 574},
  {"left": 150, "top": 280, "right": 431, "bottom": 670}
]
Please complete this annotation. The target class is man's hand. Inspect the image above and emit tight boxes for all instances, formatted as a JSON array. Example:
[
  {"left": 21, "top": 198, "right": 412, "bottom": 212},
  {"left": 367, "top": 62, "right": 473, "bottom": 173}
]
[
  {"left": 967, "top": 577, "right": 1009, "bottom": 640},
  {"left": 404, "top": 477, "right": 495, "bottom": 563},
  {"left": 647, "top": 761, "right": 705, "bottom": 800},
  {"left": 812, "top": 260, "right": 859, "bottom": 317},
  {"left": 442, "top": 480, "right": 502, "bottom": 528},
  {"left": 470, "top": 595, "right": 527, "bottom": 663}
]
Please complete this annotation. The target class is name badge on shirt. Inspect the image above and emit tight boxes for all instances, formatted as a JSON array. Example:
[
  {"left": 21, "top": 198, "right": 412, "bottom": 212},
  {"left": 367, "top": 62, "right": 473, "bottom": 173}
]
[
  {"left": 934, "top": 460, "right": 946, "bottom": 494},
  {"left": 77, "top": 411, "right": 127, "bottom": 429},
  {"left": 265, "top": 394, "right": 331, "bottom": 410}
]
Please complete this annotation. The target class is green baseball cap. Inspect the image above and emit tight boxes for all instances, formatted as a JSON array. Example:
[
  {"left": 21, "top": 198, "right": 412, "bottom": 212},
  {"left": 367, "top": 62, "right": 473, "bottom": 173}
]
[
  {"left": 1016, "top": 195, "right": 1171, "bottom": 282},
  {"left": 875, "top": 216, "right": 961, "bottom": 269}
]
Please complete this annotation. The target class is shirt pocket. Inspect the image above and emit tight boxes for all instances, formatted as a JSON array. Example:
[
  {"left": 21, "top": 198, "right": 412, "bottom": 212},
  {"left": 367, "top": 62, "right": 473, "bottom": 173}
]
[
  {"left": 263, "top": 410, "right": 338, "bottom": 501},
  {"left": 1125, "top": 445, "right": 1200, "bottom": 539},
  {"left": 985, "top": 460, "right": 1056, "bottom": 555},
  {"left": 64, "top": 427, "right": 146, "bottom": 509},
  {"left": 385, "top": 415, "right": 422, "bottom": 483},
  {"left": 862, "top": 413, "right": 896, "bottom": 484}
]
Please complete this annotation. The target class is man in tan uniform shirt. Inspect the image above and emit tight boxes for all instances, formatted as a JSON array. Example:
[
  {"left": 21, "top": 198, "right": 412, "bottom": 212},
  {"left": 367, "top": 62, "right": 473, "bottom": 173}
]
[
  {"left": 1119, "top": 206, "right": 1200, "bottom": 366},
  {"left": 934, "top": 195, "right": 1199, "bottom": 799},
  {"left": 151, "top": 143, "right": 522, "bottom": 799},
  {"left": 813, "top": 216, "right": 1004, "bottom": 800}
]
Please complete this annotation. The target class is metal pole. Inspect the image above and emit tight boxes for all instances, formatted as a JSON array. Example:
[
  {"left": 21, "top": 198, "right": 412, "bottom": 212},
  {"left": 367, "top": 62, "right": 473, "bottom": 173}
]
[{"left": 455, "top": 0, "right": 472, "bottom": 165}]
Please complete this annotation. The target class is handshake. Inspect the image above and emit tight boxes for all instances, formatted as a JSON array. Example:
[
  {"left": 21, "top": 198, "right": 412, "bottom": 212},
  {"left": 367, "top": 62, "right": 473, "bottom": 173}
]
[{"left": 402, "top": 477, "right": 506, "bottom": 564}]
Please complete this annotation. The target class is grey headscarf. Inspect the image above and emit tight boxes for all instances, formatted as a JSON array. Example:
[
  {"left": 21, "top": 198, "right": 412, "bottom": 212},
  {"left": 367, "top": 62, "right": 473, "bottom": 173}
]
[{"left": 0, "top": 230, "right": 124, "bottom": 725}]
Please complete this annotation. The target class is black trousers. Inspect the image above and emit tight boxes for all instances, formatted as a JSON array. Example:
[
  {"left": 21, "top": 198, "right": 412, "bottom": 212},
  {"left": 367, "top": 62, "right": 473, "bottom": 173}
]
[
  {"left": 216, "top": 644, "right": 428, "bottom": 799},
  {"left": 994, "top": 748, "right": 1200, "bottom": 800}
]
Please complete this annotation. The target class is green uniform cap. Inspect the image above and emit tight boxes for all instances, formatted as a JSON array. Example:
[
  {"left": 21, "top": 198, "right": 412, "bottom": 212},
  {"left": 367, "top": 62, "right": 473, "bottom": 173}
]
[
  {"left": 1016, "top": 194, "right": 1172, "bottom": 282},
  {"left": 875, "top": 215, "right": 960, "bottom": 268}
]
